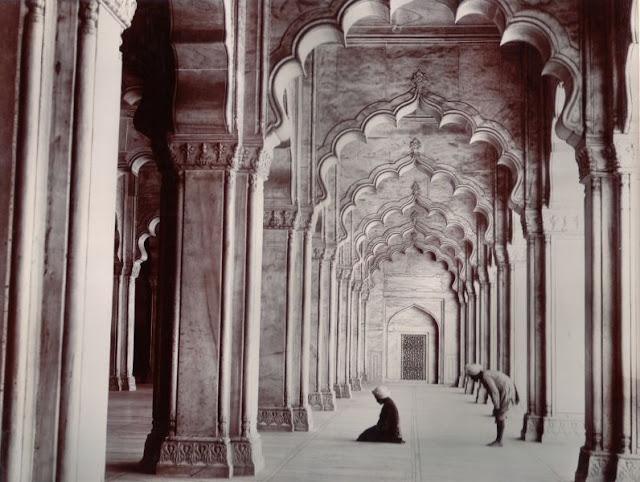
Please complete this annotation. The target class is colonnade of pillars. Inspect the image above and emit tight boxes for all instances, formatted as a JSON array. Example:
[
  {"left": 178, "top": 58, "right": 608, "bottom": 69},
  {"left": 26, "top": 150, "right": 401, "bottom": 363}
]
[
  {"left": 0, "top": 2, "right": 639, "bottom": 482},
  {"left": 257, "top": 230, "right": 371, "bottom": 432}
]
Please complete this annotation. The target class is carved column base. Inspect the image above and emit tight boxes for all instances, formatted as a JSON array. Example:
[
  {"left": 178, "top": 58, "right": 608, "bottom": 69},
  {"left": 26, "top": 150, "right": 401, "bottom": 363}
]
[
  {"left": 292, "top": 406, "right": 313, "bottom": 431},
  {"left": 153, "top": 437, "right": 233, "bottom": 477},
  {"left": 257, "top": 407, "right": 294, "bottom": 432},
  {"left": 321, "top": 390, "right": 337, "bottom": 411},
  {"left": 520, "top": 413, "right": 544, "bottom": 442},
  {"left": 308, "top": 392, "right": 324, "bottom": 411},
  {"left": 336, "top": 382, "right": 352, "bottom": 399},
  {"left": 141, "top": 430, "right": 264, "bottom": 478},
  {"left": 539, "top": 415, "right": 584, "bottom": 442},
  {"left": 109, "top": 375, "right": 136, "bottom": 391},
  {"left": 350, "top": 377, "right": 362, "bottom": 391},
  {"left": 230, "top": 436, "right": 264, "bottom": 477},
  {"left": 576, "top": 449, "right": 640, "bottom": 482}
]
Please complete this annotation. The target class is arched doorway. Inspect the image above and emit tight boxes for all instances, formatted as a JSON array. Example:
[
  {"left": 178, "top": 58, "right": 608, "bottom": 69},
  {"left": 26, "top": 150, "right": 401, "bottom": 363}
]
[{"left": 385, "top": 305, "right": 439, "bottom": 383}]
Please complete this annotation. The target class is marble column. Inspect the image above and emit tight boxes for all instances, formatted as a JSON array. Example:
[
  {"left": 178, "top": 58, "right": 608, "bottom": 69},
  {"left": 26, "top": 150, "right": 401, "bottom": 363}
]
[
  {"left": 148, "top": 268, "right": 159, "bottom": 382},
  {"left": 464, "top": 263, "right": 477, "bottom": 394},
  {"left": 310, "top": 247, "right": 336, "bottom": 410},
  {"left": 109, "top": 263, "right": 138, "bottom": 391},
  {"left": 142, "top": 144, "right": 268, "bottom": 477},
  {"left": 110, "top": 169, "right": 138, "bottom": 390},
  {"left": 293, "top": 227, "right": 314, "bottom": 430},
  {"left": 285, "top": 228, "right": 299, "bottom": 410},
  {"left": 328, "top": 253, "right": 339, "bottom": 400},
  {"left": 456, "top": 269, "right": 468, "bottom": 388},
  {"left": 508, "top": 225, "right": 528, "bottom": 408},
  {"left": 335, "top": 268, "right": 352, "bottom": 398},
  {"left": 495, "top": 169, "right": 512, "bottom": 375},
  {"left": 350, "top": 281, "right": 363, "bottom": 391},
  {"left": 358, "top": 285, "right": 369, "bottom": 385},
  {"left": 530, "top": 136, "right": 586, "bottom": 443},
  {"left": 476, "top": 244, "right": 491, "bottom": 404},
  {"left": 574, "top": 140, "right": 640, "bottom": 480},
  {"left": 478, "top": 245, "right": 491, "bottom": 371},
  {"left": 520, "top": 208, "right": 547, "bottom": 442},
  {"left": 309, "top": 245, "right": 324, "bottom": 411},
  {"left": 258, "top": 211, "right": 296, "bottom": 432}
]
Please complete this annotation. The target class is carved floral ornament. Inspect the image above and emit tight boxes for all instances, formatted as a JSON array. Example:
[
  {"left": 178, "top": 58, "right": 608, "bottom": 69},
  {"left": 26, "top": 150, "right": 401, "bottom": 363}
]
[
  {"left": 169, "top": 142, "right": 271, "bottom": 177},
  {"left": 263, "top": 208, "right": 298, "bottom": 230}
]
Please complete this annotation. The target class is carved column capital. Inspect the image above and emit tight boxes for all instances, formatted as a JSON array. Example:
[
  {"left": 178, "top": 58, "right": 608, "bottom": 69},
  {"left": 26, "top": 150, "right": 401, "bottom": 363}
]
[
  {"left": 352, "top": 280, "right": 363, "bottom": 293},
  {"left": 576, "top": 140, "right": 619, "bottom": 181},
  {"left": 338, "top": 267, "right": 352, "bottom": 281},
  {"left": 322, "top": 245, "right": 336, "bottom": 263},
  {"left": 169, "top": 140, "right": 242, "bottom": 172},
  {"left": 294, "top": 207, "right": 314, "bottom": 232},
  {"left": 494, "top": 244, "right": 510, "bottom": 268},
  {"left": 250, "top": 148, "right": 272, "bottom": 181},
  {"left": 263, "top": 207, "right": 298, "bottom": 230},
  {"left": 523, "top": 208, "right": 544, "bottom": 237}
]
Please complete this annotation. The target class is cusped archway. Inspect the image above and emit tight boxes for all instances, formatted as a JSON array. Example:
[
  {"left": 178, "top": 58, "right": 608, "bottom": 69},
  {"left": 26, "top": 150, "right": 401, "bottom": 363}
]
[{"left": 385, "top": 304, "right": 440, "bottom": 384}]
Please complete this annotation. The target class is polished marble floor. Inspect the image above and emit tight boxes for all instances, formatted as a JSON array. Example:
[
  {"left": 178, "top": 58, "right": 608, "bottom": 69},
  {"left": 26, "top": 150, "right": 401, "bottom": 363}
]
[{"left": 106, "top": 383, "right": 579, "bottom": 481}]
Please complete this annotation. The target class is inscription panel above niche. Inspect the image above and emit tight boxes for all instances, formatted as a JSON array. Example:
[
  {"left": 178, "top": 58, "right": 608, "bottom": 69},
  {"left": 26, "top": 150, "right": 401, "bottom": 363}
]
[{"left": 384, "top": 274, "right": 446, "bottom": 293}]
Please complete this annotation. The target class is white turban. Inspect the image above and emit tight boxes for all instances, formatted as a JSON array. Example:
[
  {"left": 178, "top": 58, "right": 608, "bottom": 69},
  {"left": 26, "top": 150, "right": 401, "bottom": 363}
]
[
  {"left": 372, "top": 385, "right": 391, "bottom": 399},
  {"left": 465, "top": 363, "right": 483, "bottom": 377}
]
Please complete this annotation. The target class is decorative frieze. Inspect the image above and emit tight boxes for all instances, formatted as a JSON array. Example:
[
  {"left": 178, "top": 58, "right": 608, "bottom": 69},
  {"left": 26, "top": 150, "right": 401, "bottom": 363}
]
[
  {"left": 158, "top": 438, "right": 229, "bottom": 466},
  {"left": 521, "top": 413, "right": 544, "bottom": 442},
  {"left": 308, "top": 392, "right": 324, "bottom": 411},
  {"left": 616, "top": 456, "right": 640, "bottom": 481},
  {"left": 257, "top": 407, "right": 293, "bottom": 431},
  {"left": 169, "top": 142, "right": 239, "bottom": 171},
  {"left": 540, "top": 415, "right": 585, "bottom": 441},
  {"left": 231, "top": 440, "right": 256, "bottom": 468},
  {"left": 169, "top": 141, "right": 269, "bottom": 176},
  {"left": 263, "top": 208, "right": 297, "bottom": 229},
  {"left": 321, "top": 390, "right": 336, "bottom": 411},
  {"left": 350, "top": 378, "right": 362, "bottom": 391},
  {"left": 292, "top": 407, "right": 312, "bottom": 431}
]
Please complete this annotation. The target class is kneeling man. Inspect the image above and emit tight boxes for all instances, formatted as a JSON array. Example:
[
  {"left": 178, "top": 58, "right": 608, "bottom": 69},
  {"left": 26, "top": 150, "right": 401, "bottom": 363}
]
[
  {"left": 465, "top": 363, "right": 519, "bottom": 447},
  {"left": 356, "top": 386, "right": 405, "bottom": 443}
]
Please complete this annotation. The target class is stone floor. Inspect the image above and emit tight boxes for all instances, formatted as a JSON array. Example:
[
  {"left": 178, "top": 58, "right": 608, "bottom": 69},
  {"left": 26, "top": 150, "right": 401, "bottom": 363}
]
[{"left": 107, "top": 383, "right": 579, "bottom": 481}]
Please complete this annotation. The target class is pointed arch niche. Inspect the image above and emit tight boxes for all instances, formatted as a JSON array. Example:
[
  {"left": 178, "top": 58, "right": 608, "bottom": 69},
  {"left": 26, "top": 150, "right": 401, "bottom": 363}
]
[{"left": 385, "top": 305, "right": 441, "bottom": 384}]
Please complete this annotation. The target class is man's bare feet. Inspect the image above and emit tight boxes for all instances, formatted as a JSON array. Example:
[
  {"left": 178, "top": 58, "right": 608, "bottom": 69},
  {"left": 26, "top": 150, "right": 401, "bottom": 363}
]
[{"left": 487, "top": 440, "right": 503, "bottom": 447}]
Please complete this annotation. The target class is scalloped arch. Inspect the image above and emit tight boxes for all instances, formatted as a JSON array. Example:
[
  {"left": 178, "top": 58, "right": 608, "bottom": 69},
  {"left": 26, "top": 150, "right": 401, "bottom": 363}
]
[
  {"left": 352, "top": 193, "right": 476, "bottom": 257},
  {"left": 361, "top": 222, "right": 467, "bottom": 268},
  {"left": 456, "top": 0, "right": 582, "bottom": 146},
  {"left": 366, "top": 240, "right": 459, "bottom": 291},
  {"left": 133, "top": 216, "right": 160, "bottom": 277},
  {"left": 267, "top": 0, "right": 582, "bottom": 149},
  {"left": 338, "top": 153, "right": 494, "bottom": 243},
  {"left": 316, "top": 89, "right": 524, "bottom": 213}
]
